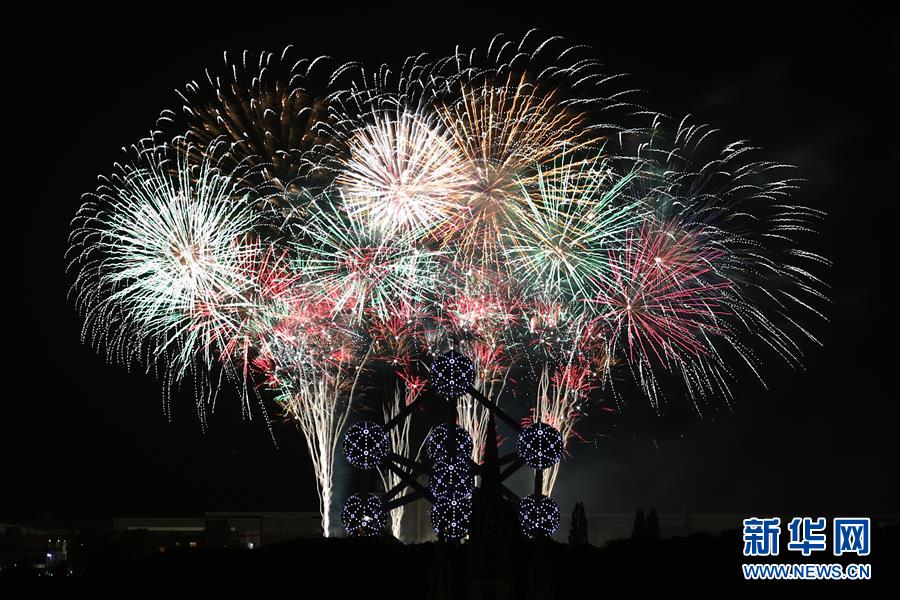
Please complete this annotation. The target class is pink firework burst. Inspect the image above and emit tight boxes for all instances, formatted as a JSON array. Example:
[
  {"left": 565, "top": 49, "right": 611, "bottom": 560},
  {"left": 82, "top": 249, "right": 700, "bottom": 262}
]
[{"left": 588, "top": 221, "right": 733, "bottom": 368}]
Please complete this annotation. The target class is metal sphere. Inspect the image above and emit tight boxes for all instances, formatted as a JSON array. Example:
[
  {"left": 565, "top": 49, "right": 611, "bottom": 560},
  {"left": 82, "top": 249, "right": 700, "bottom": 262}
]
[
  {"left": 426, "top": 422, "right": 474, "bottom": 462},
  {"left": 429, "top": 455, "right": 475, "bottom": 501},
  {"left": 341, "top": 493, "right": 386, "bottom": 537},
  {"left": 516, "top": 422, "right": 563, "bottom": 469},
  {"left": 519, "top": 494, "right": 560, "bottom": 537},
  {"left": 430, "top": 350, "right": 475, "bottom": 400},
  {"left": 430, "top": 495, "right": 472, "bottom": 540},
  {"left": 342, "top": 421, "right": 390, "bottom": 470}
]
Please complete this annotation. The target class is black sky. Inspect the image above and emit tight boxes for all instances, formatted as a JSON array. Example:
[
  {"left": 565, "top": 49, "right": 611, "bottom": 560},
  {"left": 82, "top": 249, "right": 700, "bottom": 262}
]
[{"left": 4, "top": 7, "right": 898, "bottom": 526}]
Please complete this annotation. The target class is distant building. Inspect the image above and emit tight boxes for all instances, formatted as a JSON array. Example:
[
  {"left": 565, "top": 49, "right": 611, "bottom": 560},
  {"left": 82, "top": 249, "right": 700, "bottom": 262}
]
[
  {"left": 0, "top": 522, "right": 75, "bottom": 575},
  {"left": 203, "top": 512, "right": 322, "bottom": 548},
  {"left": 112, "top": 511, "right": 322, "bottom": 550}
]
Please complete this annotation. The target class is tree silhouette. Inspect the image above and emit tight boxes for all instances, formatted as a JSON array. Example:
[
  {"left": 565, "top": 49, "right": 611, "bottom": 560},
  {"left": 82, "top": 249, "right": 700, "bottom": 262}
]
[
  {"left": 646, "top": 507, "right": 660, "bottom": 540},
  {"left": 630, "top": 509, "right": 645, "bottom": 540},
  {"left": 568, "top": 501, "right": 589, "bottom": 546}
]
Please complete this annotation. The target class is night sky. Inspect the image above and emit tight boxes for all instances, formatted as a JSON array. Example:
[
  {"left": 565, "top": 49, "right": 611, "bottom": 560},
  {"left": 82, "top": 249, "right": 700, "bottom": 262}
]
[{"left": 4, "top": 8, "right": 898, "bottom": 527}]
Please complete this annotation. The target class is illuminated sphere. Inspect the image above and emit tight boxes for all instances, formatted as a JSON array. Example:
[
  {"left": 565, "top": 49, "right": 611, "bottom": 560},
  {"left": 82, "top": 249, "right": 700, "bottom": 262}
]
[
  {"left": 519, "top": 494, "right": 560, "bottom": 537},
  {"left": 516, "top": 422, "right": 563, "bottom": 469},
  {"left": 341, "top": 493, "right": 386, "bottom": 537},
  {"left": 429, "top": 456, "right": 475, "bottom": 501},
  {"left": 342, "top": 421, "right": 390, "bottom": 470},
  {"left": 430, "top": 495, "right": 472, "bottom": 539},
  {"left": 430, "top": 350, "right": 475, "bottom": 400},
  {"left": 426, "top": 422, "right": 474, "bottom": 462}
]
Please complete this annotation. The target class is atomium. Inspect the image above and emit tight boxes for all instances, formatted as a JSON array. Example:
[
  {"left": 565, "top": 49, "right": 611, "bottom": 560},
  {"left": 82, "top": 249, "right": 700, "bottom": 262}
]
[
  {"left": 429, "top": 455, "right": 475, "bottom": 501},
  {"left": 516, "top": 422, "right": 563, "bottom": 470},
  {"left": 341, "top": 493, "right": 387, "bottom": 537},
  {"left": 426, "top": 422, "right": 474, "bottom": 462},
  {"left": 342, "top": 421, "right": 390, "bottom": 470},
  {"left": 519, "top": 494, "right": 560, "bottom": 537},
  {"left": 430, "top": 350, "right": 475, "bottom": 400},
  {"left": 430, "top": 495, "right": 472, "bottom": 540}
]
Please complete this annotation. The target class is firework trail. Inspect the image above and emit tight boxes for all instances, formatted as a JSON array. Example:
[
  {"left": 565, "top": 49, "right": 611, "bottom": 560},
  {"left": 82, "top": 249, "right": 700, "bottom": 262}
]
[
  {"left": 530, "top": 358, "right": 597, "bottom": 495},
  {"left": 378, "top": 370, "right": 426, "bottom": 540},
  {"left": 254, "top": 296, "right": 373, "bottom": 536},
  {"left": 366, "top": 305, "right": 429, "bottom": 539}
]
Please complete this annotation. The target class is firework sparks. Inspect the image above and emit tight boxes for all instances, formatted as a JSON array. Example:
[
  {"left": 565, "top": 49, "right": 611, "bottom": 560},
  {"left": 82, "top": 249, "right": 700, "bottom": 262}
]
[
  {"left": 69, "top": 142, "right": 259, "bottom": 413},
  {"left": 337, "top": 108, "right": 473, "bottom": 236},
  {"left": 294, "top": 198, "right": 442, "bottom": 322},
  {"left": 167, "top": 48, "right": 335, "bottom": 208}
]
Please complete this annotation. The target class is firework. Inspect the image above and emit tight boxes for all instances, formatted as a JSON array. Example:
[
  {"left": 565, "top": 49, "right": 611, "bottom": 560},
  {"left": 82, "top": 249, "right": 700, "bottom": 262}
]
[
  {"left": 68, "top": 142, "right": 260, "bottom": 418},
  {"left": 167, "top": 48, "right": 335, "bottom": 205},
  {"left": 433, "top": 31, "right": 636, "bottom": 265},
  {"left": 68, "top": 33, "right": 829, "bottom": 533},
  {"left": 337, "top": 108, "right": 473, "bottom": 237},
  {"left": 503, "top": 154, "right": 645, "bottom": 306}
]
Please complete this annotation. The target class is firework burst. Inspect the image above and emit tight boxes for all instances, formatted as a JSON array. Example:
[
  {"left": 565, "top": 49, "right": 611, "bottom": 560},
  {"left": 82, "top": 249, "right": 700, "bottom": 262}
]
[
  {"left": 503, "top": 154, "right": 645, "bottom": 305},
  {"left": 589, "top": 221, "right": 731, "bottom": 366},
  {"left": 433, "top": 32, "right": 636, "bottom": 264},
  {"left": 336, "top": 108, "right": 473, "bottom": 236},
  {"left": 166, "top": 48, "right": 335, "bottom": 206},
  {"left": 68, "top": 142, "right": 259, "bottom": 397}
]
